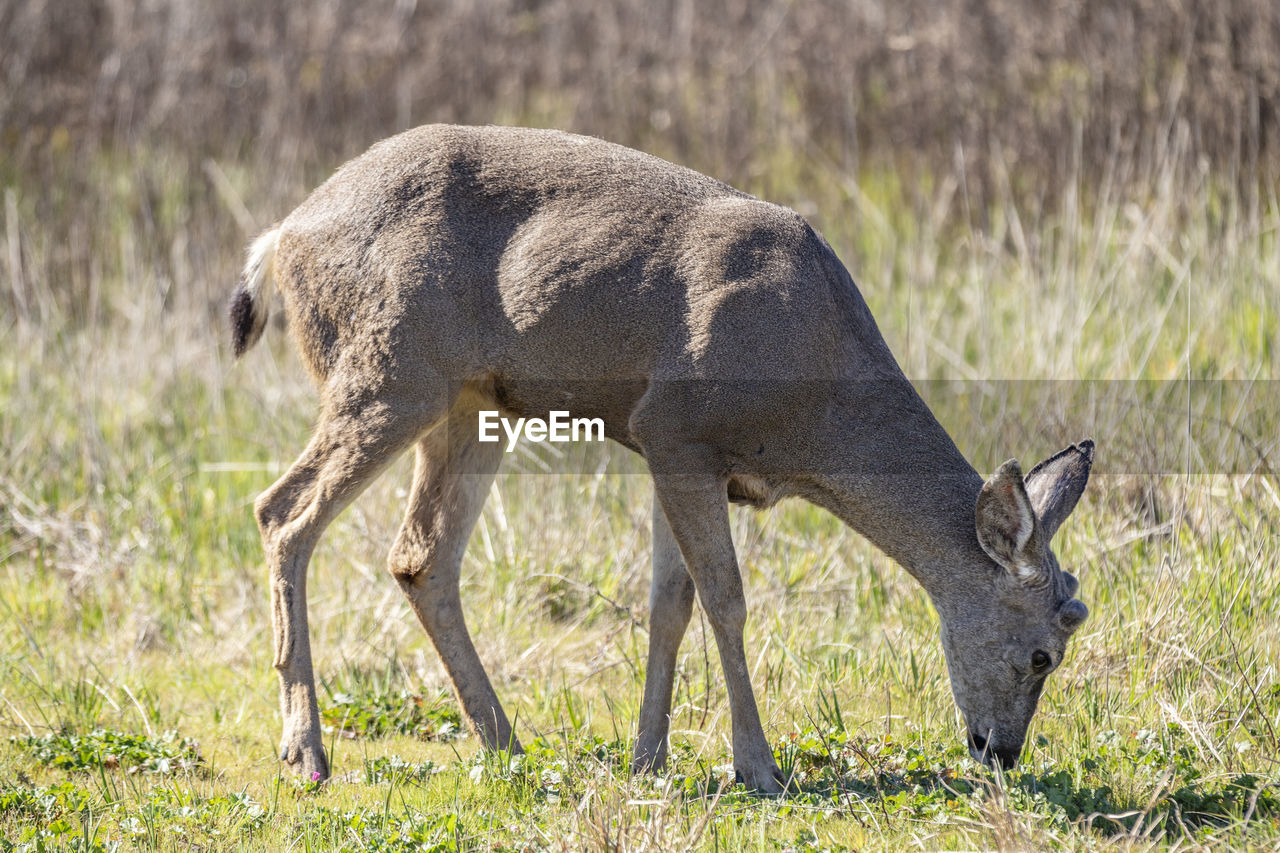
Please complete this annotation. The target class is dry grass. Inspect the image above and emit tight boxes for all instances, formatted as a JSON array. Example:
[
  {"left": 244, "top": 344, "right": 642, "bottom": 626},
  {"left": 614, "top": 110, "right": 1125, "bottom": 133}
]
[{"left": 1, "top": 1, "right": 1279, "bottom": 850}]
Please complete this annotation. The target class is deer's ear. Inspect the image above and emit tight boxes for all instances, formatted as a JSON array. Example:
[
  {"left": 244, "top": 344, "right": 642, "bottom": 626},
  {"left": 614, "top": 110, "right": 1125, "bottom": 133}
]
[
  {"left": 1023, "top": 440, "right": 1094, "bottom": 541},
  {"left": 976, "top": 459, "right": 1039, "bottom": 577}
]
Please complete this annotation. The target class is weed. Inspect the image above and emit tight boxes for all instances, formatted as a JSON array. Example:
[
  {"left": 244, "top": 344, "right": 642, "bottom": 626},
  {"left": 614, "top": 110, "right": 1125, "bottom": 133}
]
[
  {"left": 10, "top": 729, "right": 202, "bottom": 775},
  {"left": 362, "top": 756, "right": 443, "bottom": 786},
  {"left": 321, "top": 684, "right": 463, "bottom": 742}
]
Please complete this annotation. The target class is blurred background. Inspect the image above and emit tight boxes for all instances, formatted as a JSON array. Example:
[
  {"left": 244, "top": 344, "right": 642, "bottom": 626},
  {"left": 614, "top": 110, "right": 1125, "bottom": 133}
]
[{"left": 2, "top": 0, "right": 1277, "bottom": 332}]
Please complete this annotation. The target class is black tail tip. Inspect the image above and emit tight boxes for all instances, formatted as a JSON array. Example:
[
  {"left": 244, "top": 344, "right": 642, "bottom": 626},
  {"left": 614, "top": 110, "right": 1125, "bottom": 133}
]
[{"left": 229, "top": 287, "right": 254, "bottom": 358}]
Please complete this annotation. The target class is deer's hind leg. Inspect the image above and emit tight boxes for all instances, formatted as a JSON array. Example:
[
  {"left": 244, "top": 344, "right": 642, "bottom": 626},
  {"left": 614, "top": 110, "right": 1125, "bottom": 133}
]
[
  {"left": 256, "top": 388, "right": 442, "bottom": 781},
  {"left": 387, "top": 390, "right": 519, "bottom": 754}
]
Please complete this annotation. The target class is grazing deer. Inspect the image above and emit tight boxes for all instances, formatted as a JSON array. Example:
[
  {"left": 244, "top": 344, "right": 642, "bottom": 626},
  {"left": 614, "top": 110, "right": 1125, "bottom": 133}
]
[{"left": 230, "top": 124, "right": 1092, "bottom": 791}]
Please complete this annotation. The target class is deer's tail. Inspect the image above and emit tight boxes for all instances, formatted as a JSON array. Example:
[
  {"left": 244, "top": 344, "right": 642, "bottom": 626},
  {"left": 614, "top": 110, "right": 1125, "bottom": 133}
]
[{"left": 229, "top": 227, "right": 280, "bottom": 358}]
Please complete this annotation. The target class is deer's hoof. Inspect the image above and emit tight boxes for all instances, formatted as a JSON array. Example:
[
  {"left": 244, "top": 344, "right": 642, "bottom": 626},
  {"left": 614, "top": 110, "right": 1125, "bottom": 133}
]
[
  {"left": 279, "top": 737, "right": 330, "bottom": 783},
  {"left": 734, "top": 761, "right": 786, "bottom": 795},
  {"left": 631, "top": 738, "right": 668, "bottom": 775}
]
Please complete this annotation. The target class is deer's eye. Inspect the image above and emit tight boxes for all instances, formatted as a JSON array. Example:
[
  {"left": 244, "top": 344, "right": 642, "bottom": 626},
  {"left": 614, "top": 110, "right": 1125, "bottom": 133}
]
[{"left": 1031, "top": 650, "right": 1052, "bottom": 672}]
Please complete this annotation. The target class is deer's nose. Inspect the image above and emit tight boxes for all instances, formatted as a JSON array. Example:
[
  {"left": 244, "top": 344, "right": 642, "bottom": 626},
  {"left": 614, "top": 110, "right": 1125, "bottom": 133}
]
[
  {"left": 991, "top": 745, "right": 1020, "bottom": 769},
  {"left": 968, "top": 731, "right": 1020, "bottom": 769}
]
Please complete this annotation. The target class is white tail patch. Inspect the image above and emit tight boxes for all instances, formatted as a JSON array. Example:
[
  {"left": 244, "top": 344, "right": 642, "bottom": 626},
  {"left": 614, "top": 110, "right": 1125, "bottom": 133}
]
[
  {"left": 231, "top": 228, "right": 281, "bottom": 357},
  {"left": 244, "top": 228, "right": 280, "bottom": 306}
]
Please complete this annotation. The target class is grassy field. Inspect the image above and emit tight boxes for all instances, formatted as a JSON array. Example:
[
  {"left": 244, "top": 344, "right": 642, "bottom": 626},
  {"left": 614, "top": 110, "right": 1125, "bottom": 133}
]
[{"left": 1, "top": 125, "right": 1279, "bottom": 852}]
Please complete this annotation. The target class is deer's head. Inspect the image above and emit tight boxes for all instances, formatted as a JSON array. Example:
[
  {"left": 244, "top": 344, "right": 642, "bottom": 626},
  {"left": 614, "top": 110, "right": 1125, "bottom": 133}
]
[{"left": 938, "top": 440, "right": 1094, "bottom": 769}]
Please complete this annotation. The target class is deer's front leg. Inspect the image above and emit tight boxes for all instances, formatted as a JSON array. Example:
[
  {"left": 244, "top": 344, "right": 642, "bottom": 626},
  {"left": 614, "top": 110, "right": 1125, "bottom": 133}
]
[
  {"left": 633, "top": 495, "right": 697, "bottom": 773},
  {"left": 646, "top": 460, "right": 783, "bottom": 794}
]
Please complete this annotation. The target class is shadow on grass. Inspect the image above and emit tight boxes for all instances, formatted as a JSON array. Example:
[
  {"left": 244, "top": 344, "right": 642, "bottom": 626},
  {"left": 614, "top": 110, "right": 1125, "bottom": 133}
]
[{"left": 759, "top": 727, "right": 1280, "bottom": 838}]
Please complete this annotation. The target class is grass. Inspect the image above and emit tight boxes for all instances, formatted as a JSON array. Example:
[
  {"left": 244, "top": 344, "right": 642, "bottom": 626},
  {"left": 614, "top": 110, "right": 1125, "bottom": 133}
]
[{"left": 1, "top": 130, "right": 1278, "bottom": 850}]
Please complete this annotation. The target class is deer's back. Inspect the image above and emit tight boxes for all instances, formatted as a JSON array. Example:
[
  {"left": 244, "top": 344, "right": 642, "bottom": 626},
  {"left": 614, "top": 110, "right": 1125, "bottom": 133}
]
[{"left": 272, "top": 125, "right": 876, "bottom": 434}]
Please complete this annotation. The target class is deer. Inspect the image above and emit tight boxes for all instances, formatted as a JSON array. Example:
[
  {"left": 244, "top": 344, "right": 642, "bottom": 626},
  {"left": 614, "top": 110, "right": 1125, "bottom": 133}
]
[{"left": 230, "top": 124, "right": 1092, "bottom": 792}]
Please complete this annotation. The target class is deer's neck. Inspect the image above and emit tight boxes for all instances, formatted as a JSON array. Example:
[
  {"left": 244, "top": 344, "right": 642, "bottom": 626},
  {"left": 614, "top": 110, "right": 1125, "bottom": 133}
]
[{"left": 801, "top": 377, "right": 988, "bottom": 599}]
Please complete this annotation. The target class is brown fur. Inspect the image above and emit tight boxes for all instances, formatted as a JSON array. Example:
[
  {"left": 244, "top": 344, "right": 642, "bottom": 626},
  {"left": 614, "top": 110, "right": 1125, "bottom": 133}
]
[{"left": 233, "top": 124, "right": 1093, "bottom": 789}]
